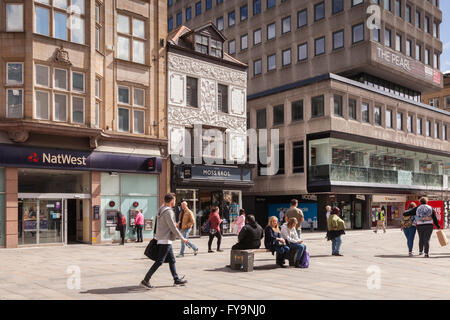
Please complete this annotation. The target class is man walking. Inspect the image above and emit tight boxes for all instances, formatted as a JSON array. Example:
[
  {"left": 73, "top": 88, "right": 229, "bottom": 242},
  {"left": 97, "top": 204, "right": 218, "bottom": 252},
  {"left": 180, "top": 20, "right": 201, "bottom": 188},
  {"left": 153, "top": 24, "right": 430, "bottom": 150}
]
[
  {"left": 177, "top": 201, "right": 199, "bottom": 257},
  {"left": 135, "top": 209, "right": 144, "bottom": 243},
  {"left": 140, "top": 193, "right": 188, "bottom": 289},
  {"left": 285, "top": 199, "right": 304, "bottom": 239},
  {"left": 374, "top": 207, "right": 386, "bottom": 233}
]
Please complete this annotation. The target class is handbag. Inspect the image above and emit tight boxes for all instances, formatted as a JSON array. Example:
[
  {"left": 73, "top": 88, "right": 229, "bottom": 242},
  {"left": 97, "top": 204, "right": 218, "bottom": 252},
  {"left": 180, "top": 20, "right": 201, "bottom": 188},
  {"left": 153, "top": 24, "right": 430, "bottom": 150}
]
[
  {"left": 201, "top": 220, "right": 211, "bottom": 233},
  {"left": 400, "top": 216, "right": 413, "bottom": 229},
  {"left": 144, "top": 238, "right": 158, "bottom": 261}
]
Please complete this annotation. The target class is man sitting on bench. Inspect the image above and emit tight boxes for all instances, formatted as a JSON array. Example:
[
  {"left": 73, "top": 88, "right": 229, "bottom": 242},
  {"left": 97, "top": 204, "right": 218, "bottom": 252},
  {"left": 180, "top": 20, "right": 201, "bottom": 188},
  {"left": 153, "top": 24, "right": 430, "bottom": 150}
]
[{"left": 231, "top": 214, "right": 264, "bottom": 250}]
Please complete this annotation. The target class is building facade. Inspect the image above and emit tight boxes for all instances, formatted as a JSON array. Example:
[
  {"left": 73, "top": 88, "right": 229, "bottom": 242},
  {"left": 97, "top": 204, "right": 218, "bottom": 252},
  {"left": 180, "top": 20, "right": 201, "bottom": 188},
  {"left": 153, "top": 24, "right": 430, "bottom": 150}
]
[
  {"left": 167, "top": 23, "right": 250, "bottom": 236},
  {"left": 169, "top": 0, "right": 450, "bottom": 230},
  {"left": 423, "top": 72, "right": 450, "bottom": 111},
  {"left": 0, "top": 0, "right": 168, "bottom": 248}
]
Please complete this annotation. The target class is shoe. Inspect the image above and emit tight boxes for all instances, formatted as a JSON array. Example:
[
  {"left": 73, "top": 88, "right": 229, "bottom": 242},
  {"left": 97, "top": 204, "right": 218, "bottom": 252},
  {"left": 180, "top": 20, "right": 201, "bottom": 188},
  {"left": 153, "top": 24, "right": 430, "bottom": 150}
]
[
  {"left": 194, "top": 248, "right": 199, "bottom": 256},
  {"left": 276, "top": 260, "right": 287, "bottom": 268},
  {"left": 373, "top": 230, "right": 377, "bottom": 233},
  {"left": 334, "top": 253, "right": 343, "bottom": 256},
  {"left": 217, "top": 249, "right": 224, "bottom": 252},
  {"left": 419, "top": 252, "right": 423, "bottom": 256},
  {"left": 176, "top": 254, "right": 184, "bottom": 258},
  {"left": 409, "top": 252, "right": 413, "bottom": 257},
  {"left": 174, "top": 278, "right": 188, "bottom": 286},
  {"left": 140, "top": 280, "right": 153, "bottom": 289},
  {"left": 208, "top": 250, "right": 214, "bottom": 253},
  {"left": 424, "top": 254, "right": 429, "bottom": 258}
]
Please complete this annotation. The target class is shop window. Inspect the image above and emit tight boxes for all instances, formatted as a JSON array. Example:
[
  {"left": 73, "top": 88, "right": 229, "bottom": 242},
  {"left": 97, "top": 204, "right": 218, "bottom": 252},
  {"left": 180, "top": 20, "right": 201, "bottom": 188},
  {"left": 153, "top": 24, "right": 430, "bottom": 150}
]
[{"left": 292, "top": 141, "right": 304, "bottom": 173}]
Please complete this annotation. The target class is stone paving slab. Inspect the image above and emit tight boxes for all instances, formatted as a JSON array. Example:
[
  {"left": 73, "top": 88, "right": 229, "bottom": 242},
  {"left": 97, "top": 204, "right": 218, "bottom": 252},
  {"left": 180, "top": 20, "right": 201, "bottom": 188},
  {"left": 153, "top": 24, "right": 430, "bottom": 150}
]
[{"left": 1, "top": 229, "right": 450, "bottom": 300}]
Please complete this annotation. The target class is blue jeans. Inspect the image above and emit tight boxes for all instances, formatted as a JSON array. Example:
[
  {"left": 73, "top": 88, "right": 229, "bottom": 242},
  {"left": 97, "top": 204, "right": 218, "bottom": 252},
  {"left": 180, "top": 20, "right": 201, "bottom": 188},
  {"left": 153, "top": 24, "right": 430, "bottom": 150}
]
[
  {"left": 180, "top": 228, "right": 198, "bottom": 255},
  {"left": 289, "top": 242, "right": 306, "bottom": 264},
  {"left": 403, "top": 226, "right": 416, "bottom": 253},
  {"left": 331, "top": 236, "right": 342, "bottom": 254}
]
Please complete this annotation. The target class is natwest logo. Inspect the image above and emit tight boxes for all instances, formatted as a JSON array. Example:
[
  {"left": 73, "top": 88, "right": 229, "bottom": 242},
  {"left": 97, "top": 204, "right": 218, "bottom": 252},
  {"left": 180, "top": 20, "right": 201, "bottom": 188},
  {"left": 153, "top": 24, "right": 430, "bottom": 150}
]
[
  {"left": 27, "top": 152, "right": 39, "bottom": 163},
  {"left": 42, "top": 153, "right": 87, "bottom": 166}
]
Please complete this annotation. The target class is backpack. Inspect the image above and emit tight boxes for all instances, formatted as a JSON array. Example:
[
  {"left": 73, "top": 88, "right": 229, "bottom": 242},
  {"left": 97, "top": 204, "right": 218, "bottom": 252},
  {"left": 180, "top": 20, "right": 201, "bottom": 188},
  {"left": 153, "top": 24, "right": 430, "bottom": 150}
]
[{"left": 299, "top": 250, "right": 310, "bottom": 268}]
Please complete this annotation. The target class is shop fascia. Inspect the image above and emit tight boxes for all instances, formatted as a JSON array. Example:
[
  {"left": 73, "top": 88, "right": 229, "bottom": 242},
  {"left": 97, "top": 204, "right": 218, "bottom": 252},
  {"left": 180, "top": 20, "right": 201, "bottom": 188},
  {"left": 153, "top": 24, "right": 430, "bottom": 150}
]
[{"left": 170, "top": 124, "right": 281, "bottom": 176}]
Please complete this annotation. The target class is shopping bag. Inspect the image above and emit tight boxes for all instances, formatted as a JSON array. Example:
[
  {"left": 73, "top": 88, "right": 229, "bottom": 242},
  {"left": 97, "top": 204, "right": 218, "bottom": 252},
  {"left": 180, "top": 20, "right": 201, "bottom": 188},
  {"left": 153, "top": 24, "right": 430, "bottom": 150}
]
[
  {"left": 144, "top": 239, "right": 158, "bottom": 260},
  {"left": 436, "top": 230, "right": 448, "bottom": 247}
]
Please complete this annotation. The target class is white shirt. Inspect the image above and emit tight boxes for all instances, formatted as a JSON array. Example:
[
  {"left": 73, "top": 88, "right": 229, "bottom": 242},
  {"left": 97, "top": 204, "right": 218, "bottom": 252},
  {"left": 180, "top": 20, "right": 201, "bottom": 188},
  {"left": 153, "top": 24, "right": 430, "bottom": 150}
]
[
  {"left": 157, "top": 239, "right": 172, "bottom": 245},
  {"left": 326, "top": 211, "right": 331, "bottom": 220},
  {"left": 281, "top": 223, "right": 300, "bottom": 243}
]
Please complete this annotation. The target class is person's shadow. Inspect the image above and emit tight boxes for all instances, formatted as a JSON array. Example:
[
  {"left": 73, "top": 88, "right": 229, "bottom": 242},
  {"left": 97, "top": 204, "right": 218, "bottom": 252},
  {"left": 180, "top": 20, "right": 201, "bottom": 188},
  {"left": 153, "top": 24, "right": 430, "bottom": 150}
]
[{"left": 79, "top": 285, "right": 173, "bottom": 295}]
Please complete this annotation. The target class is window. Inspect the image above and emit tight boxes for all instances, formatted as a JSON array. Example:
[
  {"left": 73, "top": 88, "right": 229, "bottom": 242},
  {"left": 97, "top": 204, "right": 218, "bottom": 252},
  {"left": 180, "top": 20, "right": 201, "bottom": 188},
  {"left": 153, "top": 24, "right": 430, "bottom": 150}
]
[
  {"left": 292, "top": 141, "right": 304, "bottom": 173},
  {"left": 406, "top": 39, "right": 412, "bottom": 56},
  {"left": 133, "top": 110, "right": 145, "bottom": 134},
  {"left": 256, "top": 109, "right": 266, "bottom": 129},
  {"left": 267, "top": 54, "right": 276, "bottom": 71},
  {"left": 291, "top": 100, "right": 303, "bottom": 121},
  {"left": 54, "top": 93, "right": 67, "bottom": 122},
  {"left": 425, "top": 16, "right": 430, "bottom": 33},
  {"left": 407, "top": 115, "right": 413, "bottom": 133},
  {"left": 218, "top": 84, "right": 228, "bottom": 113},
  {"left": 186, "top": 77, "right": 198, "bottom": 108},
  {"left": 425, "top": 49, "right": 430, "bottom": 65},
  {"left": 282, "top": 49, "right": 291, "bottom": 66},
  {"left": 168, "top": 16, "right": 173, "bottom": 32},
  {"left": 247, "top": 112, "right": 251, "bottom": 130},
  {"left": 254, "top": 0, "right": 261, "bottom": 15},
  {"left": 416, "top": 44, "right": 421, "bottom": 61},
  {"left": 374, "top": 106, "right": 381, "bottom": 125},
  {"left": 118, "top": 86, "right": 130, "bottom": 104},
  {"left": 240, "top": 34, "right": 248, "bottom": 51},
  {"left": 315, "top": 37, "right": 325, "bottom": 56},
  {"left": 314, "top": 2, "right": 325, "bottom": 21},
  {"left": 228, "top": 40, "right": 236, "bottom": 54},
  {"left": 395, "top": 0, "right": 401, "bottom": 16},
  {"left": 352, "top": 0, "right": 363, "bottom": 5},
  {"left": 311, "top": 95, "right": 324, "bottom": 118},
  {"left": 176, "top": 12, "right": 182, "bottom": 27},
  {"left": 405, "top": 5, "right": 411, "bottom": 23},
  {"left": 54, "top": 68, "right": 67, "bottom": 90},
  {"left": 395, "top": 34, "right": 402, "bottom": 52},
  {"left": 95, "top": 4, "right": 101, "bottom": 51},
  {"left": 415, "top": 11, "right": 420, "bottom": 28},
  {"left": 7, "top": 89, "right": 23, "bottom": 118},
  {"left": 417, "top": 118, "right": 423, "bottom": 135},
  {"left": 118, "top": 108, "right": 130, "bottom": 132},
  {"left": 282, "top": 16, "right": 291, "bottom": 34},
  {"left": 273, "top": 105, "right": 284, "bottom": 125},
  {"left": 35, "top": 6, "right": 50, "bottom": 36},
  {"left": 373, "top": 28, "right": 380, "bottom": 42},
  {"left": 397, "top": 112, "right": 403, "bottom": 130},
  {"left": 386, "top": 109, "right": 393, "bottom": 128},
  {"left": 298, "top": 42, "right": 308, "bottom": 61},
  {"left": 426, "top": 120, "right": 431, "bottom": 137},
  {"left": 267, "top": 22, "right": 276, "bottom": 40},
  {"left": 72, "top": 72, "right": 85, "bottom": 92},
  {"left": 186, "top": 7, "right": 192, "bottom": 21},
  {"left": 133, "top": 88, "right": 145, "bottom": 107},
  {"left": 217, "top": 17, "right": 224, "bottom": 31},
  {"left": 297, "top": 9, "right": 307, "bottom": 28},
  {"left": 35, "top": 65, "right": 50, "bottom": 87},
  {"left": 334, "top": 94, "right": 343, "bottom": 116},
  {"left": 362, "top": 103, "right": 369, "bottom": 123},
  {"left": 333, "top": 30, "right": 344, "bottom": 49},
  {"left": 254, "top": 59, "right": 262, "bottom": 75},
  {"left": 72, "top": 96, "right": 84, "bottom": 124},
  {"left": 445, "top": 96, "right": 450, "bottom": 108},
  {"left": 7, "top": 4, "right": 23, "bottom": 32},
  {"left": 433, "top": 22, "right": 438, "bottom": 38},
  {"left": 195, "top": 1, "right": 202, "bottom": 16},
  {"left": 253, "top": 29, "right": 262, "bottom": 45},
  {"left": 385, "top": 28, "right": 391, "bottom": 47},
  {"left": 7, "top": 63, "right": 23, "bottom": 85},
  {"left": 267, "top": 0, "right": 275, "bottom": 9},
  {"left": 384, "top": 0, "right": 391, "bottom": 11},
  {"left": 349, "top": 98, "right": 357, "bottom": 120},
  {"left": 117, "top": 15, "right": 145, "bottom": 64},
  {"left": 433, "top": 53, "right": 439, "bottom": 69},
  {"left": 275, "top": 143, "right": 285, "bottom": 175},
  {"left": 443, "top": 124, "right": 447, "bottom": 141},
  {"left": 35, "top": 91, "right": 50, "bottom": 120},
  {"left": 434, "top": 122, "right": 439, "bottom": 139},
  {"left": 228, "top": 11, "right": 235, "bottom": 27},
  {"left": 332, "top": 0, "right": 344, "bottom": 14},
  {"left": 240, "top": 5, "right": 248, "bottom": 21},
  {"left": 206, "top": 0, "right": 212, "bottom": 11}
]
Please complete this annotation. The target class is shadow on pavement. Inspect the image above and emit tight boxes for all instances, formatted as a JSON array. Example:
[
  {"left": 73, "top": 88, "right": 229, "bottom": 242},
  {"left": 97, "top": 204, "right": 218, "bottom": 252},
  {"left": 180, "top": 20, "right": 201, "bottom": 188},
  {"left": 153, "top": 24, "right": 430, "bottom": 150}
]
[
  {"left": 79, "top": 285, "right": 174, "bottom": 295},
  {"left": 205, "top": 264, "right": 279, "bottom": 272},
  {"left": 375, "top": 255, "right": 415, "bottom": 258}
]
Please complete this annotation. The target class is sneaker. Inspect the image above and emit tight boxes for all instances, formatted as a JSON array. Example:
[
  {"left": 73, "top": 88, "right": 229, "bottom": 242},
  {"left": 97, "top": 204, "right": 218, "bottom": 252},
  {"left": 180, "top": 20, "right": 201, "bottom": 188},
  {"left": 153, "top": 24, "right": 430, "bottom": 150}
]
[
  {"left": 140, "top": 280, "right": 153, "bottom": 289},
  {"left": 208, "top": 249, "right": 214, "bottom": 253},
  {"left": 334, "top": 253, "right": 343, "bottom": 256},
  {"left": 176, "top": 254, "right": 184, "bottom": 258},
  {"left": 194, "top": 248, "right": 199, "bottom": 256},
  {"left": 217, "top": 249, "right": 224, "bottom": 252},
  {"left": 424, "top": 254, "right": 429, "bottom": 258},
  {"left": 174, "top": 278, "right": 188, "bottom": 286},
  {"left": 419, "top": 252, "right": 423, "bottom": 256},
  {"left": 408, "top": 252, "right": 413, "bottom": 257}
]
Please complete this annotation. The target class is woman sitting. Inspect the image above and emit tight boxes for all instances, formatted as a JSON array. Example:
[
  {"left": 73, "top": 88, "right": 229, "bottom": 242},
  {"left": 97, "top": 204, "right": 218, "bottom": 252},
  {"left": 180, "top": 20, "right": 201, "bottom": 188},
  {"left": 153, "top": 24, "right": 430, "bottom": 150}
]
[
  {"left": 264, "top": 216, "right": 290, "bottom": 268},
  {"left": 281, "top": 217, "right": 306, "bottom": 268}
]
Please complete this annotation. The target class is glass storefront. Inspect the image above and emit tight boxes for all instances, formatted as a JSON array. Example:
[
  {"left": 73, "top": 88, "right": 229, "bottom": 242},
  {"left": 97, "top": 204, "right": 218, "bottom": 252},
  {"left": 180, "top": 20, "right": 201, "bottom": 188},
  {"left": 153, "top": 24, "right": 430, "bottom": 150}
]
[
  {"left": 0, "top": 168, "right": 5, "bottom": 247},
  {"left": 100, "top": 173, "right": 158, "bottom": 242},
  {"left": 309, "top": 138, "right": 450, "bottom": 190}
]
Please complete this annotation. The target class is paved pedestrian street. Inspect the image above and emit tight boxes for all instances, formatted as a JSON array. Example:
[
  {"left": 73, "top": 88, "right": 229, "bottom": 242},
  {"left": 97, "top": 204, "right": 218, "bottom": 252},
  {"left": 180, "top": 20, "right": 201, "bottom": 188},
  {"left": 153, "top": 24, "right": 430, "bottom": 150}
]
[{"left": 1, "top": 229, "right": 450, "bottom": 300}]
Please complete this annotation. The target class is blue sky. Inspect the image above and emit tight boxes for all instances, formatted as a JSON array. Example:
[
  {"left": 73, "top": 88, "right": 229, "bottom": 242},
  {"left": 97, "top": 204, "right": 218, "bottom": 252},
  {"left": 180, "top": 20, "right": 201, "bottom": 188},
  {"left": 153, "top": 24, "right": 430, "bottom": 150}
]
[{"left": 441, "top": 1, "right": 450, "bottom": 73}]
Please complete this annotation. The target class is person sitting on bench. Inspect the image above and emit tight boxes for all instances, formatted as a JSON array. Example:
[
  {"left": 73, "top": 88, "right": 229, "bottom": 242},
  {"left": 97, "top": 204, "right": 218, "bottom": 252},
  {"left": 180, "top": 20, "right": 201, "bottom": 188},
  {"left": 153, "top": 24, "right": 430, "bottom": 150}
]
[
  {"left": 264, "top": 216, "right": 290, "bottom": 268},
  {"left": 281, "top": 217, "right": 306, "bottom": 268},
  {"left": 231, "top": 214, "right": 264, "bottom": 250}
]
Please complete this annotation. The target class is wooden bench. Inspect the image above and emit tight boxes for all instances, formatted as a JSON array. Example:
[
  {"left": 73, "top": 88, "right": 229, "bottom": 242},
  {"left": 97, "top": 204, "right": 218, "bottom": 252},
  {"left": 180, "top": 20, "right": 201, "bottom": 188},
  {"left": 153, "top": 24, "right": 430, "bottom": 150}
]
[{"left": 230, "top": 248, "right": 298, "bottom": 272}]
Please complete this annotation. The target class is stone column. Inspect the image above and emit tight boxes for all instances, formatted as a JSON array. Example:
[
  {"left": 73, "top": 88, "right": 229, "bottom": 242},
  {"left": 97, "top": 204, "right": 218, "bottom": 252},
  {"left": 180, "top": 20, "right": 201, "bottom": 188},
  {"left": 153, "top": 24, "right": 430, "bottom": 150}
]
[
  {"left": 5, "top": 168, "right": 18, "bottom": 248},
  {"left": 91, "top": 172, "right": 101, "bottom": 245}
]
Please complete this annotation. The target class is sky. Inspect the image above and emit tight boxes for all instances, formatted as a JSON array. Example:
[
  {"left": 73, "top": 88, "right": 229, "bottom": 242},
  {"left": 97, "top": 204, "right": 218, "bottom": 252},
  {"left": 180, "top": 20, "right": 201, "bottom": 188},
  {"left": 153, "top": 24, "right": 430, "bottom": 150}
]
[{"left": 441, "top": 1, "right": 450, "bottom": 74}]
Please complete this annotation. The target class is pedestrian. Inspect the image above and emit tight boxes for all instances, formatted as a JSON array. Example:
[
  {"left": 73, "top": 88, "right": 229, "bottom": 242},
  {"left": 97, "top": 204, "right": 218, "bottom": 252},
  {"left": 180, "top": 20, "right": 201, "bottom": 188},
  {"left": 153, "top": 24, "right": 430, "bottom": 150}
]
[
  {"left": 207, "top": 207, "right": 223, "bottom": 253},
  {"left": 116, "top": 211, "right": 127, "bottom": 245},
  {"left": 374, "top": 207, "right": 386, "bottom": 233},
  {"left": 264, "top": 216, "right": 290, "bottom": 268},
  {"left": 135, "top": 209, "right": 144, "bottom": 243},
  {"left": 325, "top": 205, "right": 332, "bottom": 220},
  {"left": 403, "top": 197, "right": 441, "bottom": 258},
  {"left": 231, "top": 214, "right": 264, "bottom": 250},
  {"left": 401, "top": 202, "right": 417, "bottom": 256},
  {"left": 232, "top": 209, "right": 246, "bottom": 235},
  {"left": 177, "top": 201, "right": 199, "bottom": 258},
  {"left": 140, "top": 193, "right": 189, "bottom": 289},
  {"left": 326, "top": 207, "right": 346, "bottom": 256},
  {"left": 284, "top": 199, "right": 304, "bottom": 239},
  {"left": 281, "top": 217, "right": 306, "bottom": 268}
]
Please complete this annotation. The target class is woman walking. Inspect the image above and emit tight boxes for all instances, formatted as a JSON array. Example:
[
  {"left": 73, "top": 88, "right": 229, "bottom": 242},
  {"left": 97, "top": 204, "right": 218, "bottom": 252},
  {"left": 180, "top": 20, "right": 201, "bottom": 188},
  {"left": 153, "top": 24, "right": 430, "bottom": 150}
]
[
  {"left": 327, "top": 207, "right": 345, "bottom": 256},
  {"left": 264, "top": 216, "right": 290, "bottom": 268},
  {"left": 208, "top": 207, "right": 223, "bottom": 253},
  {"left": 403, "top": 197, "right": 441, "bottom": 258},
  {"left": 232, "top": 209, "right": 246, "bottom": 235},
  {"left": 401, "top": 202, "right": 417, "bottom": 256},
  {"left": 281, "top": 217, "right": 306, "bottom": 268}
]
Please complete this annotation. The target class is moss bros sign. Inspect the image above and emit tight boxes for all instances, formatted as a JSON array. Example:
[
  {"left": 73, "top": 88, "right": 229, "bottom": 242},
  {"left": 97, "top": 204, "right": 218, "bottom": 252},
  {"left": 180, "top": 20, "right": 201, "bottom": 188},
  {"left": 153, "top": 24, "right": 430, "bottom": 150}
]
[
  {"left": 181, "top": 165, "right": 251, "bottom": 182},
  {"left": 0, "top": 144, "right": 161, "bottom": 173}
]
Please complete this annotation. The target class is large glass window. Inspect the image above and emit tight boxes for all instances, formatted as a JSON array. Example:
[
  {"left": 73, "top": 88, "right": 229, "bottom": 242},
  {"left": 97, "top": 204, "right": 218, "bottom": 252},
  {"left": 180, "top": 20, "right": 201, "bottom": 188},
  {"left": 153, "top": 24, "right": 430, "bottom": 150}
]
[{"left": 117, "top": 14, "right": 145, "bottom": 64}]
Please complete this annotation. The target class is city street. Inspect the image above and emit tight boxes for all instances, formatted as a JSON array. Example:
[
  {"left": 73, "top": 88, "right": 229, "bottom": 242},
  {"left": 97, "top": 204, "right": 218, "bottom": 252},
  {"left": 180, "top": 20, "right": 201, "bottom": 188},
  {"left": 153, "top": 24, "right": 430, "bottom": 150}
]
[{"left": 1, "top": 228, "right": 450, "bottom": 300}]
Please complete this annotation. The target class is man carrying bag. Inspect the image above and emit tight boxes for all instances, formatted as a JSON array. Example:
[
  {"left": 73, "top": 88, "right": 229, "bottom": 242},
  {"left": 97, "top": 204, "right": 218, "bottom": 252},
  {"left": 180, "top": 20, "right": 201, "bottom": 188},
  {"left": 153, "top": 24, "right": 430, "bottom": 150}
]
[{"left": 141, "top": 193, "right": 188, "bottom": 289}]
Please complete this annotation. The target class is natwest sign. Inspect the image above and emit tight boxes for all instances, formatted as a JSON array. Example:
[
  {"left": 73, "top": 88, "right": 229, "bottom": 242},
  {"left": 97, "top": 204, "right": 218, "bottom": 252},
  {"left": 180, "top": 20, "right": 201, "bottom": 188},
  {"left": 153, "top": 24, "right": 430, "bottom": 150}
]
[{"left": 41, "top": 152, "right": 87, "bottom": 166}]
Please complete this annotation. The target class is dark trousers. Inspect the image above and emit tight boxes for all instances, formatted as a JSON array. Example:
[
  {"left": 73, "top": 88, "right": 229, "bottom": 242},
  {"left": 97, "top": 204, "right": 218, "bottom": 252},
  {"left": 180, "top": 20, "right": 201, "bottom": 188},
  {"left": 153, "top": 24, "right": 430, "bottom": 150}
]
[
  {"left": 136, "top": 225, "right": 143, "bottom": 242},
  {"left": 274, "top": 245, "right": 290, "bottom": 263},
  {"left": 144, "top": 244, "right": 179, "bottom": 282},
  {"left": 208, "top": 231, "right": 222, "bottom": 250},
  {"left": 417, "top": 224, "right": 434, "bottom": 254},
  {"left": 119, "top": 226, "right": 126, "bottom": 244}
]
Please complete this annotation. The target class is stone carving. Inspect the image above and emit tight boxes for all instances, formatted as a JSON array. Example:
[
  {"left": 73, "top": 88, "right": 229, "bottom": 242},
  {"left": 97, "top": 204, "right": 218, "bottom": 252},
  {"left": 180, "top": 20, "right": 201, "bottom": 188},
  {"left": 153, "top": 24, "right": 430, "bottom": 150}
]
[
  {"left": 168, "top": 53, "right": 246, "bottom": 87},
  {"left": 53, "top": 46, "right": 72, "bottom": 66},
  {"left": 200, "top": 79, "right": 217, "bottom": 116},
  {"left": 8, "top": 130, "right": 29, "bottom": 143}
]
